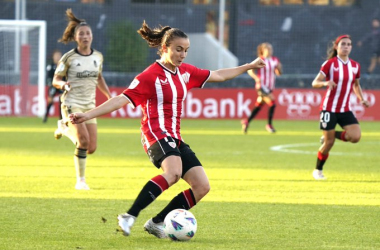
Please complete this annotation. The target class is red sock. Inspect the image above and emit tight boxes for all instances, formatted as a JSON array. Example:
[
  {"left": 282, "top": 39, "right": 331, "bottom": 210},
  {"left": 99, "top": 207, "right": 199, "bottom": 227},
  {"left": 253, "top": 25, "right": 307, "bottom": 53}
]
[
  {"left": 316, "top": 151, "right": 329, "bottom": 170},
  {"left": 340, "top": 131, "right": 347, "bottom": 141},
  {"left": 317, "top": 151, "right": 329, "bottom": 161},
  {"left": 127, "top": 175, "right": 169, "bottom": 217}
]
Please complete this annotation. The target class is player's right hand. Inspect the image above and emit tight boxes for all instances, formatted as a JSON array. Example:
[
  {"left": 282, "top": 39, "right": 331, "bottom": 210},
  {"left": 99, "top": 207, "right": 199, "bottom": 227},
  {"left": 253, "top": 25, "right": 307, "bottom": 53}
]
[
  {"left": 69, "top": 113, "right": 86, "bottom": 124},
  {"left": 62, "top": 82, "right": 71, "bottom": 91},
  {"left": 250, "top": 57, "right": 266, "bottom": 69},
  {"left": 325, "top": 80, "right": 337, "bottom": 89}
]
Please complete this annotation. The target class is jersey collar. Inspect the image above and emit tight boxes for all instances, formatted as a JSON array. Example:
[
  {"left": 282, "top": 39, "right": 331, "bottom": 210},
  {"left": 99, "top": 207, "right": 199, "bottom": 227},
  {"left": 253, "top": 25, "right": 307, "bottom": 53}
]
[
  {"left": 156, "top": 60, "right": 177, "bottom": 75},
  {"left": 75, "top": 48, "right": 94, "bottom": 56},
  {"left": 337, "top": 55, "right": 349, "bottom": 64}
]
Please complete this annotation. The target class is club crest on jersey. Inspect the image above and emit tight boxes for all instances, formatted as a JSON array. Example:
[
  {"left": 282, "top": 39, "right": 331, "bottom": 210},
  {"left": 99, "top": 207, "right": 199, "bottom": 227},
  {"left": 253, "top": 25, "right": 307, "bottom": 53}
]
[
  {"left": 181, "top": 72, "right": 190, "bottom": 84},
  {"left": 322, "top": 122, "right": 327, "bottom": 128},
  {"left": 168, "top": 142, "right": 176, "bottom": 148},
  {"left": 94, "top": 60, "right": 98, "bottom": 67}
]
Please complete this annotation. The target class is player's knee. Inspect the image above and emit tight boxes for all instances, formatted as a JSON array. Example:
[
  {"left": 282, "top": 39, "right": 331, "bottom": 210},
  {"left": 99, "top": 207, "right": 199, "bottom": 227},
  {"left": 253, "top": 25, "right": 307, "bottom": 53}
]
[
  {"left": 77, "top": 135, "right": 90, "bottom": 148},
  {"left": 199, "top": 183, "right": 210, "bottom": 198},
  {"left": 167, "top": 171, "right": 182, "bottom": 185},
  {"left": 192, "top": 182, "right": 210, "bottom": 200},
  {"left": 255, "top": 102, "right": 264, "bottom": 108},
  {"left": 87, "top": 146, "right": 97, "bottom": 154},
  {"left": 268, "top": 100, "right": 276, "bottom": 107},
  {"left": 350, "top": 135, "right": 361, "bottom": 143}
]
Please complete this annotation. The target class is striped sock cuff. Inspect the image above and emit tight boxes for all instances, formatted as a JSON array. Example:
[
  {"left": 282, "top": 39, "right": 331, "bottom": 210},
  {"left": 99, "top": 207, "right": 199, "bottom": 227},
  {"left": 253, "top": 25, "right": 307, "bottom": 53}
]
[
  {"left": 317, "top": 151, "right": 329, "bottom": 161},
  {"left": 150, "top": 175, "right": 169, "bottom": 192},
  {"left": 183, "top": 189, "right": 196, "bottom": 208},
  {"left": 340, "top": 131, "right": 347, "bottom": 141},
  {"left": 74, "top": 148, "right": 87, "bottom": 159}
]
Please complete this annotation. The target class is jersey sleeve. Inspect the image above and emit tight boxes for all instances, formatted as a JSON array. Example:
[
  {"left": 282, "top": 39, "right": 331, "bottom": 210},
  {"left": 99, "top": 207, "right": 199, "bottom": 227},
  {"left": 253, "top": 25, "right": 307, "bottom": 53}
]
[
  {"left": 98, "top": 52, "right": 104, "bottom": 74},
  {"left": 320, "top": 60, "right": 331, "bottom": 78},
  {"left": 274, "top": 56, "right": 280, "bottom": 66},
  {"left": 181, "top": 64, "right": 210, "bottom": 90},
  {"left": 356, "top": 63, "right": 361, "bottom": 79},
  {"left": 54, "top": 59, "right": 68, "bottom": 77},
  {"left": 95, "top": 50, "right": 104, "bottom": 74},
  {"left": 122, "top": 74, "right": 151, "bottom": 108}
]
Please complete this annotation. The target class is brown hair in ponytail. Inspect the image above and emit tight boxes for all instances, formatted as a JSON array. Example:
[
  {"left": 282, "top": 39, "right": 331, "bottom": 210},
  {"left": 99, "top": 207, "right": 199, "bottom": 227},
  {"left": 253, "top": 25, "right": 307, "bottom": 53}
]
[
  {"left": 137, "top": 21, "right": 188, "bottom": 56},
  {"left": 58, "top": 9, "right": 91, "bottom": 44}
]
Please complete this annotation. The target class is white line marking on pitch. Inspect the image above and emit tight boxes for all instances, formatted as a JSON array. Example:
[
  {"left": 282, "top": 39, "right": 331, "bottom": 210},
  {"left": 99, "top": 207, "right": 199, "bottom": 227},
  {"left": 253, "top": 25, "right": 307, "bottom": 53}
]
[{"left": 270, "top": 142, "right": 379, "bottom": 156}]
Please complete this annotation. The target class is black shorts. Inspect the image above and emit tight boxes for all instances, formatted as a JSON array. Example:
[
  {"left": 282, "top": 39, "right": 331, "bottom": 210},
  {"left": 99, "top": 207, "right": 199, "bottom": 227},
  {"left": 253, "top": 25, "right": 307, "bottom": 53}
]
[
  {"left": 319, "top": 111, "right": 359, "bottom": 130},
  {"left": 257, "top": 88, "right": 272, "bottom": 97},
  {"left": 147, "top": 137, "right": 202, "bottom": 177},
  {"left": 48, "top": 86, "right": 63, "bottom": 98}
]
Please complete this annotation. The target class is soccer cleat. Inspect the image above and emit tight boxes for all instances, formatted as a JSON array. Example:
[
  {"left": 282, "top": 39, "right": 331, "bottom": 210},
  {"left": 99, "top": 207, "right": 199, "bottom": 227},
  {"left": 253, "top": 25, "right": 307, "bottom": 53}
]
[
  {"left": 144, "top": 218, "right": 167, "bottom": 239},
  {"left": 54, "top": 129, "right": 62, "bottom": 140},
  {"left": 266, "top": 124, "right": 276, "bottom": 133},
  {"left": 54, "top": 119, "right": 68, "bottom": 140},
  {"left": 117, "top": 213, "right": 136, "bottom": 236},
  {"left": 75, "top": 181, "right": 90, "bottom": 190},
  {"left": 320, "top": 136, "right": 325, "bottom": 145},
  {"left": 241, "top": 119, "right": 249, "bottom": 134},
  {"left": 312, "top": 169, "right": 327, "bottom": 180}
]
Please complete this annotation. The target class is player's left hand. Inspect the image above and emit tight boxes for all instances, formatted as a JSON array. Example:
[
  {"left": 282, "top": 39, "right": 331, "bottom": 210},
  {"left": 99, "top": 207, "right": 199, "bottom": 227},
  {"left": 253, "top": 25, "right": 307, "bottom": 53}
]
[
  {"left": 250, "top": 57, "right": 266, "bottom": 69},
  {"left": 361, "top": 100, "right": 370, "bottom": 107},
  {"left": 69, "top": 112, "right": 87, "bottom": 124}
]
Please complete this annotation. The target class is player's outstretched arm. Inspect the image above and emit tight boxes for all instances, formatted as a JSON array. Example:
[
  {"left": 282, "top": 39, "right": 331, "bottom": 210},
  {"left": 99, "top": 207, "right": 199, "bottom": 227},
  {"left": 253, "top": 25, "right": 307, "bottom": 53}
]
[
  {"left": 208, "top": 57, "right": 265, "bottom": 82},
  {"left": 70, "top": 94, "right": 129, "bottom": 124}
]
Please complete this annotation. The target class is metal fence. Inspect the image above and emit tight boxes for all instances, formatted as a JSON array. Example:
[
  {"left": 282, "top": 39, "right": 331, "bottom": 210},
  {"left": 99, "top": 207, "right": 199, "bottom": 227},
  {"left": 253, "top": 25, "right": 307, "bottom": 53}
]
[{"left": 1, "top": 0, "right": 379, "bottom": 89}]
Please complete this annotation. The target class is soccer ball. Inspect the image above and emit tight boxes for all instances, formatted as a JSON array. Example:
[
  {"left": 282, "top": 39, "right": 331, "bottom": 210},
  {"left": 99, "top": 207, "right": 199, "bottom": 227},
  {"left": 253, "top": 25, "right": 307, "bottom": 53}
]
[{"left": 163, "top": 209, "right": 197, "bottom": 241}]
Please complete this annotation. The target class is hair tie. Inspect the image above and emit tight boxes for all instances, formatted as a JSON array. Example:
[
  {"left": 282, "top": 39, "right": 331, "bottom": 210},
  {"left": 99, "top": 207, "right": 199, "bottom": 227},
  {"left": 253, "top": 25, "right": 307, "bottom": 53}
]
[{"left": 335, "top": 35, "right": 349, "bottom": 45}]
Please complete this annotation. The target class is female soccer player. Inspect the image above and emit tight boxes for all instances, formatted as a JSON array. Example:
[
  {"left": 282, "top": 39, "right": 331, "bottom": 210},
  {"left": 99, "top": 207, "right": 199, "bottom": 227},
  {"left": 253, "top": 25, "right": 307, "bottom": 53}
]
[
  {"left": 241, "top": 42, "right": 282, "bottom": 134},
  {"left": 69, "top": 21, "right": 265, "bottom": 238},
  {"left": 52, "top": 9, "right": 111, "bottom": 190},
  {"left": 311, "top": 34, "right": 369, "bottom": 180}
]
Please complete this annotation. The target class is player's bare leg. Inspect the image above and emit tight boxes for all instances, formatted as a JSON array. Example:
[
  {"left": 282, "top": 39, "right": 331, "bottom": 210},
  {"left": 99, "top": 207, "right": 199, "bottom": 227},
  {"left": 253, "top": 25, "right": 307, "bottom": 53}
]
[
  {"left": 73, "top": 123, "right": 91, "bottom": 190},
  {"left": 145, "top": 164, "right": 209, "bottom": 239},
  {"left": 183, "top": 167, "right": 210, "bottom": 203},
  {"left": 119, "top": 156, "right": 179, "bottom": 237},
  {"left": 342, "top": 124, "right": 361, "bottom": 143},
  {"left": 86, "top": 124, "right": 98, "bottom": 154}
]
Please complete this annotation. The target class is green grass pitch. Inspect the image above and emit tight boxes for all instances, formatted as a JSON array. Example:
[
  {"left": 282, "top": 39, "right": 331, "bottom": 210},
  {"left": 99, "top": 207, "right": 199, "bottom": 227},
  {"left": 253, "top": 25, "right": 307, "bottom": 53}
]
[{"left": 0, "top": 117, "right": 379, "bottom": 250}]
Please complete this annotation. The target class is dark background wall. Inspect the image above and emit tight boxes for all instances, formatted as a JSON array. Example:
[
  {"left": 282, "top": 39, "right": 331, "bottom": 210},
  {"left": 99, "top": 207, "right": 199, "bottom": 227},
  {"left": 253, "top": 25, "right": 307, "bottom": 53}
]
[{"left": 1, "top": 0, "right": 379, "bottom": 88}]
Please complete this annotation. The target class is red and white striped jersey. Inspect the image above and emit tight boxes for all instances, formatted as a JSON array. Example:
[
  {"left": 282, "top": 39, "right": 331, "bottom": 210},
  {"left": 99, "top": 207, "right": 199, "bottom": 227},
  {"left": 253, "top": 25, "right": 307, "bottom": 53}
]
[
  {"left": 319, "top": 56, "right": 361, "bottom": 112},
  {"left": 255, "top": 56, "right": 280, "bottom": 92},
  {"left": 123, "top": 61, "right": 210, "bottom": 151}
]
